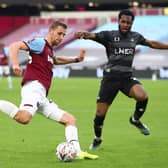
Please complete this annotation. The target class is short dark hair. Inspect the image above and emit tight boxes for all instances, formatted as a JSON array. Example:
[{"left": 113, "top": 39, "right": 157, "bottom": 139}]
[
  {"left": 49, "top": 21, "right": 67, "bottom": 30},
  {"left": 118, "top": 9, "right": 135, "bottom": 21}
]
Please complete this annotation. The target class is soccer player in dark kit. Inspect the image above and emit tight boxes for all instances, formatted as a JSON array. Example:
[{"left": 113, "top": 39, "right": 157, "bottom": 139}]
[{"left": 75, "top": 9, "right": 168, "bottom": 150}]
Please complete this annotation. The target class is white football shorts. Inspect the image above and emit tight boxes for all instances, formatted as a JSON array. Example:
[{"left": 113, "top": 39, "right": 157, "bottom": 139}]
[{"left": 20, "top": 80, "right": 65, "bottom": 121}]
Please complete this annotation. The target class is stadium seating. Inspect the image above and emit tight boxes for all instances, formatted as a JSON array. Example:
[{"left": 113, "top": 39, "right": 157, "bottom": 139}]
[
  {"left": 0, "top": 17, "right": 97, "bottom": 64},
  {"left": 1, "top": 14, "right": 168, "bottom": 73},
  {"left": 1, "top": 17, "right": 98, "bottom": 48},
  {"left": 0, "top": 16, "right": 29, "bottom": 38}
]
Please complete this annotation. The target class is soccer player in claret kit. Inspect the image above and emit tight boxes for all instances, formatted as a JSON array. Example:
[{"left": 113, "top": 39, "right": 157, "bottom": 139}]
[
  {"left": 75, "top": 9, "right": 168, "bottom": 150},
  {"left": 0, "top": 21, "right": 98, "bottom": 160}
]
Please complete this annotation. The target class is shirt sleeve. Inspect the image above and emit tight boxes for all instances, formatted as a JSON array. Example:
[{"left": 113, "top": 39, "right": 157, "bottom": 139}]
[
  {"left": 137, "top": 33, "right": 146, "bottom": 45},
  {"left": 94, "top": 31, "right": 111, "bottom": 46},
  {"left": 24, "top": 38, "right": 46, "bottom": 54}
]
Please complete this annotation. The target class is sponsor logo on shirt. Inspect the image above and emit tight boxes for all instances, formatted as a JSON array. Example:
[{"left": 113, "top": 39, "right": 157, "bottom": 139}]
[{"left": 114, "top": 48, "right": 134, "bottom": 55}]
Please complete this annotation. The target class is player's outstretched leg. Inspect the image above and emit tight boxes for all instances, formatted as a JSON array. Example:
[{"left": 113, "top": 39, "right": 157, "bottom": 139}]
[{"left": 129, "top": 116, "right": 150, "bottom": 135}]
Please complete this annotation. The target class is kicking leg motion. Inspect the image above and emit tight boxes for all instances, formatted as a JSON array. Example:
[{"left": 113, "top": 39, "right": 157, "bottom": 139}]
[
  {"left": 0, "top": 99, "right": 98, "bottom": 160},
  {"left": 57, "top": 111, "right": 98, "bottom": 160}
]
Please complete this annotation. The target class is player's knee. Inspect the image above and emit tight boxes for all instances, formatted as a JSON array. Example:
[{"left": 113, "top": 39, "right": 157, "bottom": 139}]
[
  {"left": 19, "top": 118, "right": 31, "bottom": 124},
  {"left": 96, "top": 109, "right": 103, "bottom": 116},
  {"left": 14, "top": 110, "right": 32, "bottom": 125},
  {"left": 137, "top": 94, "right": 148, "bottom": 101},
  {"left": 60, "top": 113, "right": 77, "bottom": 126},
  {"left": 67, "top": 115, "right": 76, "bottom": 125},
  {"left": 15, "top": 116, "right": 31, "bottom": 124},
  {"left": 96, "top": 102, "right": 109, "bottom": 116}
]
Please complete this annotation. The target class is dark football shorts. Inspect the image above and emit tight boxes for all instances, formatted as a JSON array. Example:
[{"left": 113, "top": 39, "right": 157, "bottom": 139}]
[{"left": 96, "top": 76, "right": 141, "bottom": 104}]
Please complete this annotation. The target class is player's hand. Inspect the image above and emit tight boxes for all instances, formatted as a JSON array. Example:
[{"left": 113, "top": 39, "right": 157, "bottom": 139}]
[
  {"left": 77, "top": 49, "right": 85, "bottom": 62},
  {"left": 12, "top": 65, "right": 22, "bottom": 76},
  {"left": 75, "top": 32, "right": 95, "bottom": 39},
  {"left": 75, "top": 32, "right": 85, "bottom": 39}
]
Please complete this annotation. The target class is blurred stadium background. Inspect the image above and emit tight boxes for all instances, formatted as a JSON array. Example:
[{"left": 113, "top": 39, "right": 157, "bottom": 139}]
[{"left": 0, "top": 0, "right": 168, "bottom": 79}]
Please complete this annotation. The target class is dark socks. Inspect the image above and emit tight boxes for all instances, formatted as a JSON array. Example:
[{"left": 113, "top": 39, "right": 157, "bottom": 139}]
[
  {"left": 133, "top": 98, "right": 148, "bottom": 120},
  {"left": 94, "top": 115, "right": 105, "bottom": 138}
]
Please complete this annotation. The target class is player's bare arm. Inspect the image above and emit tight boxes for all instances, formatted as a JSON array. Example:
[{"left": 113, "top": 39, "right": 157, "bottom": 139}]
[
  {"left": 143, "top": 39, "right": 168, "bottom": 49},
  {"left": 55, "top": 49, "right": 85, "bottom": 65},
  {"left": 9, "top": 41, "right": 29, "bottom": 76},
  {"left": 75, "top": 32, "right": 96, "bottom": 39}
]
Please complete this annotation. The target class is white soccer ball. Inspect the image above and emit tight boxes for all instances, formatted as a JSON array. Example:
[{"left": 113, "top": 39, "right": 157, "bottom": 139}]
[{"left": 56, "top": 142, "right": 77, "bottom": 162}]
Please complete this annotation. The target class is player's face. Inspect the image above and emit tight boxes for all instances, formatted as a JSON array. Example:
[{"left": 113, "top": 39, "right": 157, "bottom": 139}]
[
  {"left": 49, "top": 26, "right": 66, "bottom": 46},
  {"left": 118, "top": 15, "right": 133, "bottom": 34}
]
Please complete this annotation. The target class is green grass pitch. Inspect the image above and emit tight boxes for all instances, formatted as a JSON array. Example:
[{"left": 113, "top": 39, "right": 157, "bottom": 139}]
[{"left": 0, "top": 77, "right": 168, "bottom": 168}]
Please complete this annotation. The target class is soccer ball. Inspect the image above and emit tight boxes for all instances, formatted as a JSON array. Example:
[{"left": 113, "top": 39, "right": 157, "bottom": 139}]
[{"left": 56, "top": 142, "right": 77, "bottom": 162}]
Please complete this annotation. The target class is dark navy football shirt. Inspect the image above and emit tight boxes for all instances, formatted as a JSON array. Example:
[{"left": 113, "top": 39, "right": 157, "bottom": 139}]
[{"left": 95, "top": 30, "right": 145, "bottom": 77}]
